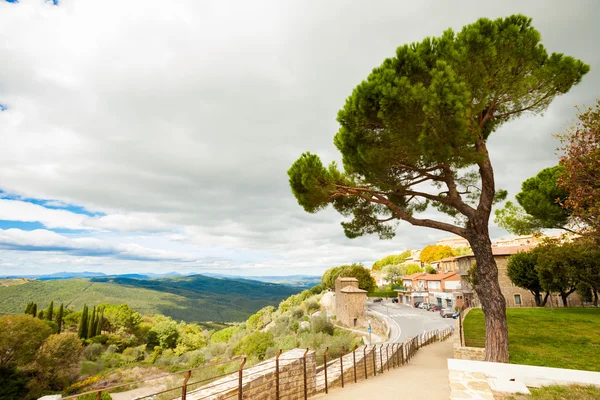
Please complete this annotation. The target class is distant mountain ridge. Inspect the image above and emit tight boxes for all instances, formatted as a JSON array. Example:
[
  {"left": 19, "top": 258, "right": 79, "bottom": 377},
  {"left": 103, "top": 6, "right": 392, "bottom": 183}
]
[
  {"left": 0, "top": 274, "right": 302, "bottom": 322},
  {"left": 3, "top": 271, "right": 321, "bottom": 287}
]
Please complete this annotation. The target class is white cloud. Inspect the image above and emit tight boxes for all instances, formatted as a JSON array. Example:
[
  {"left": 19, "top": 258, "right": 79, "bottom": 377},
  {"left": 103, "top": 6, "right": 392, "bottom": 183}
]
[{"left": 0, "top": 0, "right": 599, "bottom": 275}]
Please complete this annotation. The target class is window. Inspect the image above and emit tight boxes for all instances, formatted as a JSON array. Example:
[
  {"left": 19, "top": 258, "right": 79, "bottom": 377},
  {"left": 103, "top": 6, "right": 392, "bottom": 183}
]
[{"left": 514, "top": 294, "right": 522, "bottom": 305}]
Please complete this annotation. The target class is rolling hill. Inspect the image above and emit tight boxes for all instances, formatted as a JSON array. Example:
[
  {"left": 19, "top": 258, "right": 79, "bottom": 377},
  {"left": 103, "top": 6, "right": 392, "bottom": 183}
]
[{"left": 0, "top": 274, "right": 301, "bottom": 322}]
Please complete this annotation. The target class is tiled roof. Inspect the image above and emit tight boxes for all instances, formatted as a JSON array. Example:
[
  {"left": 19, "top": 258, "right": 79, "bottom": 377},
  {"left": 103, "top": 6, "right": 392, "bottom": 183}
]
[
  {"left": 403, "top": 272, "right": 457, "bottom": 281},
  {"left": 340, "top": 286, "right": 367, "bottom": 293}
]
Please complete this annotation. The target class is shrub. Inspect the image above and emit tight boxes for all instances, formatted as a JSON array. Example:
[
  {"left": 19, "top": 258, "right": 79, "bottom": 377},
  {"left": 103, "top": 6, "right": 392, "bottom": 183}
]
[
  {"left": 84, "top": 343, "right": 104, "bottom": 361},
  {"left": 233, "top": 331, "right": 274, "bottom": 360},
  {"left": 89, "top": 334, "right": 109, "bottom": 345},
  {"left": 311, "top": 315, "right": 334, "bottom": 335},
  {"left": 290, "top": 306, "right": 304, "bottom": 319},
  {"left": 303, "top": 299, "right": 320, "bottom": 315},
  {"left": 210, "top": 326, "right": 239, "bottom": 344},
  {"left": 77, "top": 393, "right": 111, "bottom": 400}
]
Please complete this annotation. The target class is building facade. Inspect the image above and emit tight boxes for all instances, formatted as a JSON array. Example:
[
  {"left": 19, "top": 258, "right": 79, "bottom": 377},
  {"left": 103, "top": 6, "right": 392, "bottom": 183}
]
[{"left": 334, "top": 277, "right": 367, "bottom": 327}]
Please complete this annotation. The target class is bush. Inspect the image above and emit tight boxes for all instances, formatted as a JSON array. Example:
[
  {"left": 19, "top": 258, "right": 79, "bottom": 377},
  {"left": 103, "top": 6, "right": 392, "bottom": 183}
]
[
  {"left": 309, "top": 283, "right": 325, "bottom": 294},
  {"left": 303, "top": 299, "right": 320, "bottom": 315},
  {"left": 233, "top": 331, "right": 274, "bottom": 359},
  {"left": 210, "top": 326, "right": 240, "bottom": 344},
  {"left": 84, "top": 343, "right": 104, "bottom": 361},
  {"left": 311, "top": 315, "right": 334, "bottom": 335},
  {"left": 367, "top": 291, "right": 397, "bottom": 298},
  {"left": 290, "top": 306, "right": 304, "bottom": 319},
  {"left": 89, "top": 334, "right": 109, "bottom": 345}
]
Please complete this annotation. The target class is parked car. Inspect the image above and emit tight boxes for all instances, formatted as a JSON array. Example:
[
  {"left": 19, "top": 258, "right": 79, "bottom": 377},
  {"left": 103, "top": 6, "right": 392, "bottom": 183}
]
[
  {"left": 413, "top": 302, "right": 422, "bottom": 308},
  {"left": 392, "top": 298, "right": 398, "bottom": 303},
  {"left": 429, "top": 304, "right": 441, "bottom": 312},
  {"left": 440, "top": 309, "right": 455, "bottom": 318},
  {"left": 419, "top": 302, "right": 431, "bottom": 310},
  {"left": 373, "top": 297, "right": 383, "bottom": 303}
]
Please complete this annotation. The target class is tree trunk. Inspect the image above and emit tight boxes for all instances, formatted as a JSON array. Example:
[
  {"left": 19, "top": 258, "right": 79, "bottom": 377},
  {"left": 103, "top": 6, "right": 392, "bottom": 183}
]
[
  {"left": 560, "top": 292, "right": 569, "bottom": 307},
  {"left": 541, "top": 292, "right": 550, "bottom": 307},
  {"left": 531, "top": 290, "right": 541, "bottom": 307},
  {"left": 593, "top": 289, "right": 598, "bottom": 307},
  {"left": 468, "top": 230, "right": 509, "bottom": 363}
]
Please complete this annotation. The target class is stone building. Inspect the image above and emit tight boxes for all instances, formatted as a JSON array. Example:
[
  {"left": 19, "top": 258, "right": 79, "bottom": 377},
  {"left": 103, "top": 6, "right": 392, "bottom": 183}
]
[
  {"left": 334, "top": 277, "right": 367, "bottom": 327},
  {"left": 455, "top": 245, "right": 581, "bottom": 308}
]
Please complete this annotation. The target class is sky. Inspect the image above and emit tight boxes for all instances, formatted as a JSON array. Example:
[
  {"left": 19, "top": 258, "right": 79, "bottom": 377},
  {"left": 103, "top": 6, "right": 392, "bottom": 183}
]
[{"left": 0, "top": 0, "right": 599, "bottom": 277}]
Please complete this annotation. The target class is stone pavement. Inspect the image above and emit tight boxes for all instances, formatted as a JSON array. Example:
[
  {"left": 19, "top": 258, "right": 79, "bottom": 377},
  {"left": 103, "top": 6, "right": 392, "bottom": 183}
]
[{"left": 311, "top": 339, "right": 453, "bottom": 399}]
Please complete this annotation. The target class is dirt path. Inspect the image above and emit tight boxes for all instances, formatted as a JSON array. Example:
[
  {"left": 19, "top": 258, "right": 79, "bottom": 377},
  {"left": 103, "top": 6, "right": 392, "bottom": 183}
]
[{"left": 311, "top": 339, "right": 453, "bottom": 400}]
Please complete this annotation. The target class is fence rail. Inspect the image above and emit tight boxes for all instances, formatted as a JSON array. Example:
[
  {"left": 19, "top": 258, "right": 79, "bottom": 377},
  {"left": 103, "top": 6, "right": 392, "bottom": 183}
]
[{"left": 63, "top": 326, "right": 454, "bottom": 400}]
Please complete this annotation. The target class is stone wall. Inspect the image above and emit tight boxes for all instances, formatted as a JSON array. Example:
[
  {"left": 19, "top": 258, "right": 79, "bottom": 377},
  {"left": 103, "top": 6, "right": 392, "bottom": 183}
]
[{"left": 185, "top": 349, "right": 316, "bottom": 400}]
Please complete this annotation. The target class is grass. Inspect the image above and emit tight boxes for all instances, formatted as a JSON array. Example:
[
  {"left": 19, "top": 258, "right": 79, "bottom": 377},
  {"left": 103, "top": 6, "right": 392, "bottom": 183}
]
[
  {"left": 463, "top": 308, "right": 600, "bottom": 371},
  {"left": 0, "top": 275, "right": 301, "bottom": 323},
  {"left": 497, "top": 385, "right": 600, "bottom": 400},
  {"left": 0, "top": 278, "right": 29, "bottom": 287}
]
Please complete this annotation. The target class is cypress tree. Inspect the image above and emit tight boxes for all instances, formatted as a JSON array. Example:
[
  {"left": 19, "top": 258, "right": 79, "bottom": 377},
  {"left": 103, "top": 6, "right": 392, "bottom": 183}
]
[
  {"left": 88, "top": 306, "right": 96, "bottom": 338},
  {"left": 56, "top": 303, "right": 64, "bottom": 333},
  {"left": 38, "top": 310, "right": 44, "bottom": 319},
  {"left": 96, "top": 307, "right": 104, "bottom": 336},
  {"left": 24, "top": 302, "right": 32, "bottom": 314},
  {"left": 78, "top": 304, "right": 89, "bottom": 339},
  {"left": 31, "top": 303, "right": 37, "bottom": 317},
  {"left": 46, "top": 301, "right": 54, "bottom": 321}
]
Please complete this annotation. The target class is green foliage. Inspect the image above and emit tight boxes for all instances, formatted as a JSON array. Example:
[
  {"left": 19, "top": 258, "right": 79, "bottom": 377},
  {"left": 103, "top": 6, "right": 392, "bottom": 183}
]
[
  {"left": 46, "top": 301, "right": 54, "bottom": 321},
  {"left": 420, "top": 245, "right": 454, "bottom": 263},
  {"left": 507, "top": 250, "right": 544, "bottom": 305},
  {"left": 463, "top": 308, "right": 600, "bottom": 371},
  {"left": 381, "top": 264, "right": 405, "bottom": 286},
  {"left": 28, "top": 333, "right": 83, "bottom": 395},
  {"left": 302, "top": 298, "right": 320, "bottom": 315},
  {"left": 0, "top": 275, "right": 300, "bottom": 323},
  {"left": 371, "top": 250, "right": 411, "bottom": 271},
  {"left": 425, "top": 266, "right": 437, "bottom": 274},
  {"left": 310, "top": 314, "right": 334, "bottom": 335},
  {"left": 288, "top": 15, "right": 588, "bottom": 242},
  {"left": 84, "top": 343, "right": 104, "bottom": 361},
  {"left": 103, "top": 304, "right": 141, "bottom": 334},
  {"left": 56, "top": 303, "right": 64, "bottom": 334},
  {"left": 405, "top": 264, "right": 424, "bottom": 275},
  {"left": 366, "top": 290, "right": 397, "bottom": 298},
  {"left": 495, "top": 166, "right": 569, "bottom": 235},
  {"left": 149, "top": 318, "right": 179, "bottom": 349},
  {"left": 246, "top": 306, "right": 274, "bottom": 331},
  {"left": 321, "top": 264, "right": 376, "bottom": 292},
  {"left": 0, "top": 366, "right": 30, "bottom": 400},
  {"left": 78, "top": 304, "right": 89, "bottom": 339},
  {"left": 536, "top": 240, "right": 584, "bottom": 304},
  {"left": 0, "top": 315, "right": 52, "bottom": 368},
  {"left": 77, "top": 393, "right": 112, "bottom": 400},
  {"left": 210, "top": 326, "right": 240, "bottom": 344},
  {"left": 452, "top": 247, "right": 472, "bottom": 256},
  {"left": 233, "top": 331, "right": 274, "bottom": 359},
  {"left": 175, "top": 323, "right": 207, "bottom": 355}
]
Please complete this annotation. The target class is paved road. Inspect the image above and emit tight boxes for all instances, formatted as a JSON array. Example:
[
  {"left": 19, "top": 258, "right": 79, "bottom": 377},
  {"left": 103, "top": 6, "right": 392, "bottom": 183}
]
[{"left": 367, "top": 299, "right": 455, "bottom": 343}]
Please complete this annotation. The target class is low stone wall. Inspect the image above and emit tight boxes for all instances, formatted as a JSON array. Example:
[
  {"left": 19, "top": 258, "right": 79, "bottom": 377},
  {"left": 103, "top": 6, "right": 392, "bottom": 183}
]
[
  {"left": 185, "top": 349, "right": 316, "bottom": 400},
  {"left": 453, "top": 308, "right": 486, "bottom": 361}
]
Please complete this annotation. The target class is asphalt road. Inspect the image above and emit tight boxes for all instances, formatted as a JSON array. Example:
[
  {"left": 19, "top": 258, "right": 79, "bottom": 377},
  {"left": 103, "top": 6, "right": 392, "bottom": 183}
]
[{"left": 367, "top": 299, "right": 455, "bottom": 343}]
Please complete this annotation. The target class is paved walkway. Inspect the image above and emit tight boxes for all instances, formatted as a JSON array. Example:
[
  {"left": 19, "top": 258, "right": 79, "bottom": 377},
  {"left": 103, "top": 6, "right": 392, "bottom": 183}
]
[{"left": 312, "top": 339, "right": 453, "bottom": 400}]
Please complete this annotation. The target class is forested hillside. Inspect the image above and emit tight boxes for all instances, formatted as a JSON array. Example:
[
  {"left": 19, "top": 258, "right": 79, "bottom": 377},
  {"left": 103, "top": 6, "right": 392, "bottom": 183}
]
[{"left": 0, "top": 275, "right": 300, "bottom": 322}]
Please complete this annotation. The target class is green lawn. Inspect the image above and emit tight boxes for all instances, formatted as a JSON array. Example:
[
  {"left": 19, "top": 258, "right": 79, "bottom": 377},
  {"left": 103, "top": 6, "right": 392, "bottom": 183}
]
[
  {"left": 463, "top": 308, "right": 600, "bottom": 371},
  {"left": 498, "top": 385, "right": 600, "bottom": 400}
]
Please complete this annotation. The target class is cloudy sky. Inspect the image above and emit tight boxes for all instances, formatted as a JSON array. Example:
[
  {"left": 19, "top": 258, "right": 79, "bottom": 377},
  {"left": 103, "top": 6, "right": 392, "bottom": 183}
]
[{"left": 0, "top": 0, "right": 599, "bottom": 277}]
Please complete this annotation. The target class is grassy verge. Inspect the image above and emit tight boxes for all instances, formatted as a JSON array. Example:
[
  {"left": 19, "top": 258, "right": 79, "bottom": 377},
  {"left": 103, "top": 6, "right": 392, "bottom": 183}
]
[
  {"left": 463, "top": 307, "right": 600, "bottom": 371},
  {"left": 497, "top": 385, "right": 600, "bottom": 400}
]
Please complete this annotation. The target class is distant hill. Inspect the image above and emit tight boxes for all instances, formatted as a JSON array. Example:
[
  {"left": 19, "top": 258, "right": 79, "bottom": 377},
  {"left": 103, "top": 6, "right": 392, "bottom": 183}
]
[
  {"left": 202, "top": 273, "right": 322, "bottom": 288},
  {"left": 2, "top": 271, "right": 185, "bottom": 280},
  {"left": 0, "top": 274, "right": 301, "bottom": 322}
]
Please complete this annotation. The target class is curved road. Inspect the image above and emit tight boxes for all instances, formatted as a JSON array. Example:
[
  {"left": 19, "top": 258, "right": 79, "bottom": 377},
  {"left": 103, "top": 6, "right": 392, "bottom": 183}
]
[{"left": 367, "top": 299, "right": 454, "bottom": 343}]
